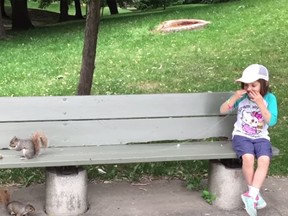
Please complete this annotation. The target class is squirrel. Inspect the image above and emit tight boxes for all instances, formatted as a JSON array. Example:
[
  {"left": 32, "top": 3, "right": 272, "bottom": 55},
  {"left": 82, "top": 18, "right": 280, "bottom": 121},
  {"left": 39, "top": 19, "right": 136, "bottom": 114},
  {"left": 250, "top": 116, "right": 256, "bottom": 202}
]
[
  {"left": 7, "top": 201, "right": 35, "bottom": 216},
  {"left": 9, "top": 132, "right": 48, "bottom": 159},
  {"left": 0, "top": 188, "right": 35, "bottom": 216}
]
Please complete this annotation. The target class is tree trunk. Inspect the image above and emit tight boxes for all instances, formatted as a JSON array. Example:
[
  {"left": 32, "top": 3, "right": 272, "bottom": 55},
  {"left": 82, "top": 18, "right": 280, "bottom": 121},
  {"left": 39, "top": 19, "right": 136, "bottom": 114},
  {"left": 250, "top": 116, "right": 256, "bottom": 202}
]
[
  {"left": 77, "top": 0, "right": 101, "bottom": 95},
  {"left": 106, "top": 0, "right": 118, "bottom": 15},
  {"left": 10, "top": 0, "right": 34, "bottom": 30},
  {"left": 0, "top": 3, "right": 6, "bottom": 39},
  {"left": 59, "top": 0, "right": 69, "bottom": 22},
  {"left": 74, "top": 0, "right": 83, "bottom": 19},
  {"left": 1, "top": 0, "right": 9, "bottom": 18}
]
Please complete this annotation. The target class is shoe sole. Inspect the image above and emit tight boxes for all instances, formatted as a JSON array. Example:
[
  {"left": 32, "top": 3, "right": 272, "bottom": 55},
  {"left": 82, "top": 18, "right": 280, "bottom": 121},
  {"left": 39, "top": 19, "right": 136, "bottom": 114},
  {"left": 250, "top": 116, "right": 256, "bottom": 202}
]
[
  {"left": 257, "top": 203, "right": 267, "bottom": 210},
  {"left": 241, "top": 195, "right": 257, "bottom": 216},
  {"left": 256, "top": 195, "right": 267, "bottom": 210}
]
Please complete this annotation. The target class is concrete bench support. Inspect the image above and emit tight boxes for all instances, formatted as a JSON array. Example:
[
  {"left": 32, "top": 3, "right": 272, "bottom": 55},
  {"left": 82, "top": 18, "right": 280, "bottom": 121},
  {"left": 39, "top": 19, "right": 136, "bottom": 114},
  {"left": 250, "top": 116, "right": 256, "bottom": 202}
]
[
  {"left": 45, "top": 166, "right": 88, "bottom": 216},
  {"left": 208, "top": 160, "right": 246, "bottom": 210}
]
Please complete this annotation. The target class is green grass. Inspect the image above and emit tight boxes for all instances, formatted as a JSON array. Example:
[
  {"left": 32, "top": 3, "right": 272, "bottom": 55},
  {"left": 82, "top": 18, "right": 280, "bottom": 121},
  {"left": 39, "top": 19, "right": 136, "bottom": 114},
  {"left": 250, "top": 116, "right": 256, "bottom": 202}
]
[
  {"left": 0, "top": 167, "right": 45, "bottom": 186},
  {"left": 1, "top": 0, "right": 288, "bottom": 184}
]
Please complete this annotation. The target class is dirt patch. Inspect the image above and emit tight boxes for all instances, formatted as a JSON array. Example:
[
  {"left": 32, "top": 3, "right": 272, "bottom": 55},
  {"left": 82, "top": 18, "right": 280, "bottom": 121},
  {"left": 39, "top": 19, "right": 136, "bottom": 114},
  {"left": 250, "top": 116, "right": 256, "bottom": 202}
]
[{"left": 154, "top": 19, "right": 210, "bottom": 33}]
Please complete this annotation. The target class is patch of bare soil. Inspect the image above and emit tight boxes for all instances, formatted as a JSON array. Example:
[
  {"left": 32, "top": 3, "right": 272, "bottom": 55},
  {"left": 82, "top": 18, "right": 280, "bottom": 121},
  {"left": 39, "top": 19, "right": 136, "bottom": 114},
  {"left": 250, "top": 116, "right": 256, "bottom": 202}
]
[{"left": 154, "top": 19, "right": 210, "bottom": 33}]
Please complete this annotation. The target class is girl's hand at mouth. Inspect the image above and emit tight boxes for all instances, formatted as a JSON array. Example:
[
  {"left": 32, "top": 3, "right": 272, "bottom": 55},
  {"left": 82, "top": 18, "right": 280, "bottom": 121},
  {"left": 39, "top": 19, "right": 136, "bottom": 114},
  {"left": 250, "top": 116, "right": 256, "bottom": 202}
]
[{"left": 248, "top": 90, "right": 263, "bottom": 104}]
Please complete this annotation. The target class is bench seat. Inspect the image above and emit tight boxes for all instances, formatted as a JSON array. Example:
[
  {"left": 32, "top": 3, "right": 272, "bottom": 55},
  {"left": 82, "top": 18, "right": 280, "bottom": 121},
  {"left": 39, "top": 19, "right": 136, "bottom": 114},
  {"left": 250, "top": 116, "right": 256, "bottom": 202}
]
[{"left": 0, "top": 141, "right": 280, "bottom": 169}]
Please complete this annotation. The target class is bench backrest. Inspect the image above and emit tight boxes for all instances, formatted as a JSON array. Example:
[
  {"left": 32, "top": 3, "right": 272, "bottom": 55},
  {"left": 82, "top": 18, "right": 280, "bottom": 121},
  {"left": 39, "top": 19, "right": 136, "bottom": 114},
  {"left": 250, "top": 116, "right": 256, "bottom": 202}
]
[{"left": 0, "top": 92, "right": 235, "bottom": 149}]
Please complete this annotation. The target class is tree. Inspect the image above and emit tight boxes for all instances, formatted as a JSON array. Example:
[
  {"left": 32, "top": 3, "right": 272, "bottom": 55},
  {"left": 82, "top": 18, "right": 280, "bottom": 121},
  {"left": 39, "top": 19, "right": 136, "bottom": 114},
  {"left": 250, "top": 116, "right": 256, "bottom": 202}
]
[
  {"left": 0, "top": 2, "right": 6, "bottom": 39},
  {"left": 74, "top": 0, "right": 84, "bottom": 19},
  {"left": 39, "top": 0, "right": 83, "bottom": 21},
  {"left": 10, "top": 0, "right": 33, "bottom": 30},
  {"left": 1, "top": 0, "right": 9, "bottom": 18},
  {"left": 77, "top": 0, "right": 101, "bottom": 95},
  {"left": 106, "top": 0, "right": 118, "bottom": 15},
  {"left": 59, "top": 0, "right": 69, "bottom": 22}
]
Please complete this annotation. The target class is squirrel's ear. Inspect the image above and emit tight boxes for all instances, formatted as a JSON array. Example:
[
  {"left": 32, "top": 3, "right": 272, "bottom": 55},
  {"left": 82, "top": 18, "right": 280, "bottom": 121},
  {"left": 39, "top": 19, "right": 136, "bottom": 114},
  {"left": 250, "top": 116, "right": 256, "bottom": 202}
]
[
  {"left": 10, "top": 136, "right": 18, "bottom": 145},
  {"left": 27, "top": 204, "right": 35, "bottom": 211}
]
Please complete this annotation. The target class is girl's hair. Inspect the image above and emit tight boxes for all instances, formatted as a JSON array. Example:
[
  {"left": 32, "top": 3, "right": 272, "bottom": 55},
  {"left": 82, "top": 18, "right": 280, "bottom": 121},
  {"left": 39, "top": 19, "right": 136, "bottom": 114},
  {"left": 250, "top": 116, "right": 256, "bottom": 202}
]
[{"left": 241, "top": 79, "right": 270, "bottom": 96}]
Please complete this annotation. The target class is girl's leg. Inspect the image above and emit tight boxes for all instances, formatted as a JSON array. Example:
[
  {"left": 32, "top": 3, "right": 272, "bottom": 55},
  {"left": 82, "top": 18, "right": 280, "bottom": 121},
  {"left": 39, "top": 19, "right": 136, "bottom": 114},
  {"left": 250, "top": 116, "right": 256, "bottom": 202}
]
[
  {"left": 241, "top": 154, "right": 258, "bottom": 216},
  {"left": 232, "top": 136, "right": 255, "bottom": 185},
  {"left": 252, "top": 155, "right": 270, "bottom": 188},
  {"left": 241, "top": 153, "right": 255, "bottom": 185}
]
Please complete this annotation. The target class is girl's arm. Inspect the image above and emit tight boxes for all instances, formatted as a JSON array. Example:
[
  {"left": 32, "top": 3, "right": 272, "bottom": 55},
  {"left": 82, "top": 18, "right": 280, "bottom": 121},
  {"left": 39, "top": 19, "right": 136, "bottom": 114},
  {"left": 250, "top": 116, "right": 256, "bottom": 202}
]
[
  {"left": 220, "top": 90, "right": 246, "bottom": 114},
  {"left": 248, "top": 91, "right": 278, "bottom": 126}
]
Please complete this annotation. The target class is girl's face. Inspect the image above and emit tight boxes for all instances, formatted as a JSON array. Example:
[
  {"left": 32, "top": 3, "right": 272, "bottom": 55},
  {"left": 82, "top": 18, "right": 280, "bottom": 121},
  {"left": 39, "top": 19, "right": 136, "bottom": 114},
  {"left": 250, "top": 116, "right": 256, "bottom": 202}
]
[{"left": 243, "top": 81, "right": 261, "bottom": 93}]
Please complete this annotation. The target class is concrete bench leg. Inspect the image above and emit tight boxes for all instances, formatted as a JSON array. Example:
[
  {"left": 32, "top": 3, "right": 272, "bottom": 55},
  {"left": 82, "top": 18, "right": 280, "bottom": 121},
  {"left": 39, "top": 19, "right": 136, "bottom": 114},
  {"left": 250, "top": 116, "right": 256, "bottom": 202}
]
[
  {"left": 45, "top": 166, "right": 88, "bottom": 216},
  {"left": 208, "top": 160, "right": 246, "bottom": 210}
]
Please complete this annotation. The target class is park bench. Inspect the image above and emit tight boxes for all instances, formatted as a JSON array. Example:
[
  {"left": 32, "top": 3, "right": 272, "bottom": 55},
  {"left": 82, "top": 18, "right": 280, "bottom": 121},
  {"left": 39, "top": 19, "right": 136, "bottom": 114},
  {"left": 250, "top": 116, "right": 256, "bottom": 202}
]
[{"left": 0, "top": 92, "right": 279, "bottom": 214}]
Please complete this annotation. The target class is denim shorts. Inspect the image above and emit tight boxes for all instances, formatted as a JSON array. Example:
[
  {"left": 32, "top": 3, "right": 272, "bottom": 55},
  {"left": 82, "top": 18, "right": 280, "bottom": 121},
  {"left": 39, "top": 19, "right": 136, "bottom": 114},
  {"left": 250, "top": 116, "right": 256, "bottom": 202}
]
[{"left": 232, "top": 135, "right": 272, "bottom": 159}]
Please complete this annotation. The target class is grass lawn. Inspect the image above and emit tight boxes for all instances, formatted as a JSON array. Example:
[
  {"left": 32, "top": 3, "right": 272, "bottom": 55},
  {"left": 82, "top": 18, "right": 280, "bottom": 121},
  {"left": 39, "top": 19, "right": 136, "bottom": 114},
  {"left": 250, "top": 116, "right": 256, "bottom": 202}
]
[{"left": 0, "top": 0, "right": 288, "bottom": 185}]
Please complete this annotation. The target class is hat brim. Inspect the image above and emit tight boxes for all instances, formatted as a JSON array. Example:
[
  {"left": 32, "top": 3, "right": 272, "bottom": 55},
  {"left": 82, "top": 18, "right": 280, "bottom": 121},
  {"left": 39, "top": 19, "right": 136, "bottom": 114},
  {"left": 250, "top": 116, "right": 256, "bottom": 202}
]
[{"left": 235, "top": 77, "right": 258, "bottom": 83}]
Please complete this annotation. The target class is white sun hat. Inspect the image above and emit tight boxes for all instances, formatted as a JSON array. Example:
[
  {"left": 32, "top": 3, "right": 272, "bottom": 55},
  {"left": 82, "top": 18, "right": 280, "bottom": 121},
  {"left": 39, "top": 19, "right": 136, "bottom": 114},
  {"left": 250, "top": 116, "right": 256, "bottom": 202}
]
[{"left": 235, "top": 64, "right": 269, "bottom": 83}]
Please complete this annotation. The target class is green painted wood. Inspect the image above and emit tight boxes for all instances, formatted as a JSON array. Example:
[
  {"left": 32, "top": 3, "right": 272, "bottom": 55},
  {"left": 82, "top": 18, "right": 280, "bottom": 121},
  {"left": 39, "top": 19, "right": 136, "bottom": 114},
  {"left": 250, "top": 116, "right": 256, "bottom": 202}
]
[{"left": 0, "top": 142, "right": 280, "bottom": 169}]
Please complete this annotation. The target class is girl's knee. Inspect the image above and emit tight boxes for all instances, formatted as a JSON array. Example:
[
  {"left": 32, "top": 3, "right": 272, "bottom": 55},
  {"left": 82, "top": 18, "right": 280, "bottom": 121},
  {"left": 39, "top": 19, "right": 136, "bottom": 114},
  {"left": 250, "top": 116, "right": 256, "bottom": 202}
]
[
  {"left": 242, "top": 154, "right": 255, "bottom": 166},
  {"left": 257, "top": 155, "right": 270, "bottom": 167}
]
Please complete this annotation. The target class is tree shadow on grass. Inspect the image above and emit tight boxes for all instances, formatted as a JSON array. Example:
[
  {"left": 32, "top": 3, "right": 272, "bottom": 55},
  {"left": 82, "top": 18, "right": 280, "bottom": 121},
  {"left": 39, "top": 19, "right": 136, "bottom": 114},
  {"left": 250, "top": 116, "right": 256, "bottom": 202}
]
[{"left": 2, "top": 7, "right": 80, "bottom": 30}]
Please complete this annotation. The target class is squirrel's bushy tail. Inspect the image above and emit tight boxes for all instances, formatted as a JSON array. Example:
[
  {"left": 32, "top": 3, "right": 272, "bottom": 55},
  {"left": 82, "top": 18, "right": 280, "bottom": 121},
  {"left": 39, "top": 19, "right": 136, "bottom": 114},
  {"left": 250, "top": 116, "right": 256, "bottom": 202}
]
[
  {"left": 0, "top": 188, "right": 10, "bottom": 206},
  {"left": 32, "top": 131, "right": 48, "bottom": 156}
]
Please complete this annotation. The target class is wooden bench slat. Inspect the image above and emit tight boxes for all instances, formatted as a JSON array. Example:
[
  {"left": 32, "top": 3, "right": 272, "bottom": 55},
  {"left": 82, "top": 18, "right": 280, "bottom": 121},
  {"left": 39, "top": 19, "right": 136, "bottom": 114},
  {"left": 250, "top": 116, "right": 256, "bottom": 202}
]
[
  {"left": 0, "top": 116, "right": 236, "bottom": 148},
  {"left": 0, "top": 92, "right": 233, "bottom": 122}
]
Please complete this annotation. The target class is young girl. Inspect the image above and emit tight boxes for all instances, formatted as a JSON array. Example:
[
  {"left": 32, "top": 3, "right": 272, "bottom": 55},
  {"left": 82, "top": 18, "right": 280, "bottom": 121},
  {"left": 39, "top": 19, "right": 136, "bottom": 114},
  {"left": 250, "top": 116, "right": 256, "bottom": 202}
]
[{"left": 220, "top": 64, "right": 278, "bottom": 216}]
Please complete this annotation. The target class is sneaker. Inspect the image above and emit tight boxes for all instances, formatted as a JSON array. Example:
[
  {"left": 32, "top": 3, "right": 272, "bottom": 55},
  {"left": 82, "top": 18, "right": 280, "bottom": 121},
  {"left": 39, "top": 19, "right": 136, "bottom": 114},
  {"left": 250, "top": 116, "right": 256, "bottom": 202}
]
[
  {"left": 241, "top": 193, "right": 257, "bottom": 216},
  {"left": 256, "top": 194, "right": 267, "bottom": 209}
]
